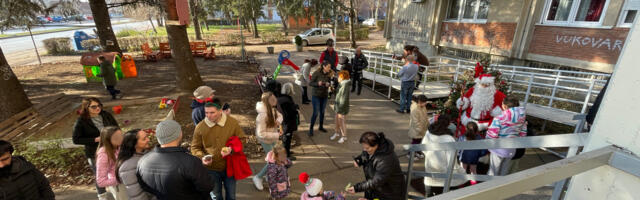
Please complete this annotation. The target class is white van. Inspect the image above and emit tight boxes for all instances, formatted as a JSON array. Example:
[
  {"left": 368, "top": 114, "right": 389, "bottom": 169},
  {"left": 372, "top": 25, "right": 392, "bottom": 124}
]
[{"left": 292, "top": 28, "right": 336, "bottom": 46}]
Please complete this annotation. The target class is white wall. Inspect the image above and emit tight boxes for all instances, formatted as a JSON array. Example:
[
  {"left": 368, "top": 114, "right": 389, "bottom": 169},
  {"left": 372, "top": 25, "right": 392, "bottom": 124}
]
[{"left": 564, "top": 11, "right": 640, "bottom": 200}]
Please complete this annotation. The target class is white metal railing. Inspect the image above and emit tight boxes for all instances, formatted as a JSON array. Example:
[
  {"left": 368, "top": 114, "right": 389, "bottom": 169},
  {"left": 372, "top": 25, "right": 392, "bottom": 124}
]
[
  {"left": 402, "top": 133, "right": 588, "bottom": 199},
  {"left": 337, "top": 49, "right": 610, "bottom": 119},
  {"left": 407, "top": 144, "right": 640, "bottom": 200}
]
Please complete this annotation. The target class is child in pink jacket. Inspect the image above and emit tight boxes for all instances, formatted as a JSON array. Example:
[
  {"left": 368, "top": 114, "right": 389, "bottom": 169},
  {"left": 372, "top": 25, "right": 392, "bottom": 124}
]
[
  {"left": 486, "top": 96, "right": 527, "bottom": 176},
  {"left": 96, "top": 127, "right": 127, "bottom": 200},
  {"left": 298, "top": 172, "right": 346, "bottom": 200}
]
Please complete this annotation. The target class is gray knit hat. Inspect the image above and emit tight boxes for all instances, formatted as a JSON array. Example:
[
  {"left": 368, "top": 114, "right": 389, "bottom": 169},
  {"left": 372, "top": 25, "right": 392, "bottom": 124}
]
[{"left": 155, "top": 120, "right": 182, "bottom": 145}]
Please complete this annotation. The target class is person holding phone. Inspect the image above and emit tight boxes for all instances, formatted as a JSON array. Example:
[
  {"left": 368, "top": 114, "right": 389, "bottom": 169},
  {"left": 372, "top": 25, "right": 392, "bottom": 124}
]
[
  {"left": 346, "top": 132, "right": 404, "bottom": 200},
  {"left": 308, "top": 61, "right": 334, "bottom": 137}
]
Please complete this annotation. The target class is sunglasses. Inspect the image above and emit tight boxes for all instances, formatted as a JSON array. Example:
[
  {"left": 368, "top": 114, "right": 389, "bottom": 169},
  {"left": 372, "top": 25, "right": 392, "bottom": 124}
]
[{"left": 89, "top": 105, "right": 102, "bottom": 109}]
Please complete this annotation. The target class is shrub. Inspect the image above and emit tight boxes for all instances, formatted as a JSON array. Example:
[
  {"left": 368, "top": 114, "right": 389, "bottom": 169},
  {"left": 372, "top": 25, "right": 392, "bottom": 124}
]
[
  {"left": 42, "top": 37, "right": 74, "bottom": 55},
  {"left": 80, "top": 39, "right": 101, "bottom": 51},
  {"left": 294, "top": 35, "right": 302, "bottom": 46},
  {"left": 223, "top": 34, "right": 243, "bottom": 45},
  {"left": 336, "top": 27, "right": 369, "bottom": 41},
  {"left": 376, "top": 20, "right": 385, "bottom": 31},
  {"left": 261, "top": 31, "right": 287, "bottom": 44},
  {"left": 116, "top": 29, "right": 142, "bottom": 37}
]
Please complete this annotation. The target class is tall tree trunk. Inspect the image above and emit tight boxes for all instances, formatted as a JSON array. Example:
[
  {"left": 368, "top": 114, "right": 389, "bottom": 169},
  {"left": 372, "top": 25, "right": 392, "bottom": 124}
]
[
  {"left": 148, "top": 15, "right": 158, "bottom": 33},
  {"left": 88, "top": 0, "right": 122, "bottom": 53},
  {"left": 349, "top": 0, "right": 356, "bottom": 48},
  {"left": 374, "top": 0, "right": 379, "bottom": 20},
  {"left": 161, "top": 0, "right": 204, "bottom": 92},
  {"left": 280, "top": 15, "right": 289, "bottom": 36},
  {"left": 0, "top": 47, "right": 32, "bottom": 122},
  {"left": 204, "top": 21, "right": 209, "bottom": 31},
  {"left": 252, "top": 18, "right": 259, "bottom": 38},
  {"left": 190, "top": 0, "right": 202, "bottom": 40}
]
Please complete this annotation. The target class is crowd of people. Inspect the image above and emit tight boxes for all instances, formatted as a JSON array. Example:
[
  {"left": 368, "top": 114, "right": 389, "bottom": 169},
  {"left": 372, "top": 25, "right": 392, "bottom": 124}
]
[{"left": 0, "top": 43, "right": 534, "bottom": 200}]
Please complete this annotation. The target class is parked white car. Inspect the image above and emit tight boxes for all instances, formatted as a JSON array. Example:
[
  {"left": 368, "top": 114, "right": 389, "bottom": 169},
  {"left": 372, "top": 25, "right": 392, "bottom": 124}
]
[
  {"left": 363, "top": 18, "right": 376, "bottom": 26},
  {"left": 292, "top": 28, "right": 336, "bottom": 46}
]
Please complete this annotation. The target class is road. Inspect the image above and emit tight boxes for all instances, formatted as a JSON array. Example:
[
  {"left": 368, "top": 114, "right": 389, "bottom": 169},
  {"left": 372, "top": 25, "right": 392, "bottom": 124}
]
[
  {"left": 0, "top": 18, "right": 133, "bottom": 34},
  {"left": 0, "top": 21, "right": 155, "bottom": 54}
]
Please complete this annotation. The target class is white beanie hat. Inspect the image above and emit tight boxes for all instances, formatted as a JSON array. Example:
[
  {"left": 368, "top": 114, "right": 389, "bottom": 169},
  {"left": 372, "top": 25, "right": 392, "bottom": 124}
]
[{"left": 299, "top": 172, "right": 323, "bottom": 196}]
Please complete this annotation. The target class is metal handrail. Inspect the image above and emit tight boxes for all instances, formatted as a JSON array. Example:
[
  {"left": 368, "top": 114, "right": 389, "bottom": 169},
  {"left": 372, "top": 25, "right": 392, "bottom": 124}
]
[
  {"left": 402, "top": 133, "right": 588, "bottom": 199},
  {"left": 337, "top": 49, "right": 609, "bottom": 118}
]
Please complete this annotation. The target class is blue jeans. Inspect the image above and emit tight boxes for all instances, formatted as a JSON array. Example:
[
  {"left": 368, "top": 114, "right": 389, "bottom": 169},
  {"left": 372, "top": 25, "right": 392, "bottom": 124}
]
[
  {"left": 310, "top": 96, "right": 328, "bottom": 133},
  {"left": 209, "top": 170, "right": 236, "bottom": 200},
  {"left": 255, "top": 142, "right": 275, "bottom": 178},
  {"left": 399, "top": 81, "right": 415, "bottom": 112}
]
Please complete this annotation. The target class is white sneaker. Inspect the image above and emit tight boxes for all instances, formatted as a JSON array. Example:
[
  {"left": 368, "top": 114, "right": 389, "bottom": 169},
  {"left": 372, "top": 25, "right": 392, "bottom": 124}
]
[
  {"left": 252, "top": 176, "right": 264, "bottom": 191},
  {"left": 330, "top": 133, "right": 340, "bottom": 140},
  {"left": 97, "top": 193, "right": 108, "bottom": 200},
  {"left": 338, "top": 137, "right": 346, "bottom": 144},
  {"left": 416, "top": 153, "right": 425, "bottom": 159}
]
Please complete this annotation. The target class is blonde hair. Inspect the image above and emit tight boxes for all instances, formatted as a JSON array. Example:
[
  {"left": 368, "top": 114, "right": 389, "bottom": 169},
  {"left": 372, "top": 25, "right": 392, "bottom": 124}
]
[
  {"left": 281, "top": 82, "right": 295, "bottom": 96},
  {"left": 272, "top": 143, "right": 287, "bottom": 165},
  {"left": 261, "top": 92, "right": 278, "bottom": 128}
]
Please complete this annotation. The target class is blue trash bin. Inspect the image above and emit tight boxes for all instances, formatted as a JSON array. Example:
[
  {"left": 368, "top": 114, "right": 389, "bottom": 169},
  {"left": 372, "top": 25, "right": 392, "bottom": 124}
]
[{"left": 74, "top": 31, "right": 96, "bottom": 50}]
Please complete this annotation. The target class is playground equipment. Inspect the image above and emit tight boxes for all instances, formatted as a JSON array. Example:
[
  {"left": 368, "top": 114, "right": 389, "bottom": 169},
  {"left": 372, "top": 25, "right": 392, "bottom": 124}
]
[
  {"left": 121, "top": 54, "right": 137, "bottom": 78},
  {"left": 80, "top": 52, "right": 124, "bottom": 83},
  {"left": 272, "top": 50, "right": 300, "bottom": 80}
]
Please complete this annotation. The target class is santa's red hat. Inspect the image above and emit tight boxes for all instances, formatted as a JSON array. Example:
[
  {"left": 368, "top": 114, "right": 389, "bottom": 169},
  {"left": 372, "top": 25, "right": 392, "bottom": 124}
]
[{"left": 475, "top": 74, "right": 495, "bottom": 85}]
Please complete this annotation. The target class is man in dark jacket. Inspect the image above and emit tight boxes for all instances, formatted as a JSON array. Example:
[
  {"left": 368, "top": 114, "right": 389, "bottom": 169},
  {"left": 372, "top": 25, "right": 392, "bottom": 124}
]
[
  {"left": 0, "top": 140, "right": 55, "bottom": 200},
  {"left": 138, "top": 120, "right": 214, "bottom": 200},
  {"left": 319, "top": 41, "right": 339, "bottom": 71},
  {"left": 192, "top": 85, "right": 216, "bottom": 125},
  {"left": 97, "top": 55, "right": 121, "bottom": 100},
  {"left": 347, "top": 132, "right": 404, "bottom": 200},
  {"left": 351, "top": 47, "right": 368, "bottom": 95}
]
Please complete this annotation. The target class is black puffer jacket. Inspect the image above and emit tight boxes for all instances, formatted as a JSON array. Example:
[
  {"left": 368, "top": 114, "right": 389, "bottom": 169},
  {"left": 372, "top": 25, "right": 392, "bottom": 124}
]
[
  {"left": 0, "top": 156, "right": 54, "bottom": 200},
  {"left": 351, "top": 53, "right": 369, "bottom": 73},
  {"left": 72, "top": 111, "right": 119, "bottom": 158},
  {"left": 354, "top": 138, "right": 405, "bottom": 200},
  {"left": 277, "top": 95, "right": 299, "bottom": 133},
  {"left": 137, "top": 146, "right": 214, "bottom": 200}
]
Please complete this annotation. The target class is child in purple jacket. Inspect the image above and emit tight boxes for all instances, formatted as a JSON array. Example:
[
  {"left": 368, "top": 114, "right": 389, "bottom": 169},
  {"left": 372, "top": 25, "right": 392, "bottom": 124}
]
[
  {"left": 266, "top": 144, "right": 292, "bottom": 199},
  {"left": 486, "top": 96, "right": 527, "bottom": 176}
]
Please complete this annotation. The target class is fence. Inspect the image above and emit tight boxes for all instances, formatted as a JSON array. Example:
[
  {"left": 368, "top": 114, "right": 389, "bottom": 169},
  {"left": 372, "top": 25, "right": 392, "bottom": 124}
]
[
  {"left": 402, "top": 134, "right": 640, "bottom": 199},
  {"left": 336, "top": 49, "right": 610, "bottom": 127}
]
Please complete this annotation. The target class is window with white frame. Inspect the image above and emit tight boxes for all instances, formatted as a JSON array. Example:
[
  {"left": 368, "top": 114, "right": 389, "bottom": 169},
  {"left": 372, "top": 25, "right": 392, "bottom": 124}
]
[
  {"left": 542, "top": 0, "right": 611, "bottom": 26},
  {"left": 446, "top": 0, "right": 490, "bottom": 22},
  {"left": 618, "top": 0, "right": 639, "bottom": 27}
]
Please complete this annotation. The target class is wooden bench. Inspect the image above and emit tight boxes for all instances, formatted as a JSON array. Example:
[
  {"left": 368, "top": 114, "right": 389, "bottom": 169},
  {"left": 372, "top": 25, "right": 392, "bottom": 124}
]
[
  {"left": 204, "top": 46, "right": 216, "bottom": 60},
  {"left": 0, "top": 94, "right": 79, "bottom": 141},
  {"left": 159, "top": 42, "right": 172, "bottom": 58},
  {"left": 141, "top": 43, "right": 162, "bottom": 61},
  {"left": 190, "top": 41, "right": 207, "bottom": 57}
]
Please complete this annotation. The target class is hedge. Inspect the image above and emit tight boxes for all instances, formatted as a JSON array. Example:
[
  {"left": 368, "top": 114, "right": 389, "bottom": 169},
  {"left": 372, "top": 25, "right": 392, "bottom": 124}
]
[
  {"left": 42, "top": 37, "right": 74, "bottom": 55},
  {"left": 376, "top": 20, "right": 385, "bottom": 31},
  {"left": 261, "top": 31, "right": 289, "bottom": 44},
  {"left": 336, "top": 27, "right": 369, "bottom": 41}
]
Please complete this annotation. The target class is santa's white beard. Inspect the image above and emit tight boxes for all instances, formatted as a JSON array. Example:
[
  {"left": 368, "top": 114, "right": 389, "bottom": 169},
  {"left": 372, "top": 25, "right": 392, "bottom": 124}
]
[{"left": 469, "top": 84, "right": 497, "bottom": 119}]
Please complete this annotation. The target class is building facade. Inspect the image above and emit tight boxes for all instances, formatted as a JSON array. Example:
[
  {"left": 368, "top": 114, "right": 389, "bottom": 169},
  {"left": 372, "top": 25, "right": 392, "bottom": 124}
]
[{"left": 384, "top": 0, "right": 638, "bottom": 73}]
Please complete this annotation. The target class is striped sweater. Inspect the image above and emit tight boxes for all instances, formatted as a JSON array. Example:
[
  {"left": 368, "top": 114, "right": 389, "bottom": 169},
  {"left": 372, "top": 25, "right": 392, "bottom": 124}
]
[{"left": 486, "top": 107, "right": 527, "bottom": 158}]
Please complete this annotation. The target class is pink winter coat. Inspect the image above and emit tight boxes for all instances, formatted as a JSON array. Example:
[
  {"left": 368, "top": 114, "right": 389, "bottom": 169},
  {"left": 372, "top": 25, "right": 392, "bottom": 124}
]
[{"left": 96, "top": 147, "right": 120, "bottom": 187}]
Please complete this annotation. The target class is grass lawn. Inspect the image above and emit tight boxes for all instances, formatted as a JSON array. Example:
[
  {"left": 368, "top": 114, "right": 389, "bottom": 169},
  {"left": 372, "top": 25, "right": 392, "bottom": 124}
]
[
  {"left": 115, "top": 24, "right": 283, "bottom": 38},
  {"left": 0, "top": 27, "right": 79, "bottom": 38}
]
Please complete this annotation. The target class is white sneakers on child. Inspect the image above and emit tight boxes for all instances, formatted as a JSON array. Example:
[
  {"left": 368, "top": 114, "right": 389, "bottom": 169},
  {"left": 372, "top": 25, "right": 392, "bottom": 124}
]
[
  {"left": 338, "top": 137, "right": 346, "bottom": 144},
  {"left": 330, "top": 133, "right": 340, "bottom": 140},
  {"left": 252, "top": 176, "right": 264, "bottom": 191}
]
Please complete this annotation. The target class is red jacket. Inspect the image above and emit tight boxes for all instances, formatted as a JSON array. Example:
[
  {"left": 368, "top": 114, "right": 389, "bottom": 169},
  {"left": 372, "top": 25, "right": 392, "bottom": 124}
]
[{"left": 224, "top": 136, "right": 252, "bottom": 180}]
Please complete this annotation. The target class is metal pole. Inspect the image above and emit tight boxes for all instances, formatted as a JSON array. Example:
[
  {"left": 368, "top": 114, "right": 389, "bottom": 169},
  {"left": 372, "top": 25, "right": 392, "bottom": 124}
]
[
  {"left": 523, "top": 74, "right": 534, "bottom": 109},
  {"left": 580, "top": 80, "right": 596, "bottom": 114},
  {"left": 28, "top": 26, "right": 42, "bottom": 66},
  {"left": 549, "top": 71, "right": 561, "bottom": 107},
  {"left": 404, "top": 150, "right": 416, "bottom": 200},
  {"left": 238, "top": 18, "right": 245, "bottom": 61},
  {"left": 388, "top": 65, "right": 392, "bottom": 99},
  {"left": 443, "top": 152, "right": 457, "bottom": 193},
  {"left": 373, "top": 56, "right": 377, "bottom": 91},
  {"left": 422, "top": 65, "right": 427, "bottom": 95}
]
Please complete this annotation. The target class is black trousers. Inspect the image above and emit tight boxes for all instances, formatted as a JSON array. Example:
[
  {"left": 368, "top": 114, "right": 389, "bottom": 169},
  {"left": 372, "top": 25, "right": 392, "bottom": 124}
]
[
  {"left": 302, "top": 86, "right": 310, "bottom": 102},
  {"left": 282, "top": 131, "right": 294, "bottom": 157},
  {"left": 106, "top": 85, "right": 120, "bottom": 99},
  {"left": 351, "top": 72, "right": 363, "bottom": 95}
]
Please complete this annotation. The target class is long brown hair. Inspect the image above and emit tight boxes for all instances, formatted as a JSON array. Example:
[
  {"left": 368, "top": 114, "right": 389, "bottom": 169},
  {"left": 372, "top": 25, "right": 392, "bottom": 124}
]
[
  {"left": 81, "top": 97, "right": 102, "bottom": 119},
  {"left": 315, "top": 61, "right": 335, "bottom": 77},
  {"left": 98, "top": 126, "right": 121, "bottom": 165},
  {"left": 261, "top": 92, "right": 278, "bottom": 128},
  {"left": 465, "top": 122, "right": 480, "bottom": 141}
]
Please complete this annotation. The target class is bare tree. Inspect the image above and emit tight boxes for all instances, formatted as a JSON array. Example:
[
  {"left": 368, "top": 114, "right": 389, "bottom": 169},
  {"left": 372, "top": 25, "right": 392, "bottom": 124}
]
[{"left": 89, "top": 0, "right": 122, "bottom": 53}]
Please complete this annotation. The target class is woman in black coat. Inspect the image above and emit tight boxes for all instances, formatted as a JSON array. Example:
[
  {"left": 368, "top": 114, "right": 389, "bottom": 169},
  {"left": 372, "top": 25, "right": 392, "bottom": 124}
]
[
  {"left": 277, "top": 83, "right": 300, "bottom": 160},
  {"left": 71, "top": 97, "right": 119, "bottom": 199},
  {"left": 347, "top": 132, "right": 405, "bottom": 200}
]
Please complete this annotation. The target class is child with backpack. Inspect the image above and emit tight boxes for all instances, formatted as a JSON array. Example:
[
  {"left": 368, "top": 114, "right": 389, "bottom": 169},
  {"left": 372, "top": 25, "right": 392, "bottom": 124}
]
[{"left": 266, "top": 144, "right": 292, "bottom": 199}]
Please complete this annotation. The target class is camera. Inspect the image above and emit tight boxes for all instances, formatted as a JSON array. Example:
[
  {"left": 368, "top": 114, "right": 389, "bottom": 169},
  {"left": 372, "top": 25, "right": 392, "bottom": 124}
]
[{"left": 353, "top": 155, "right": 365, "bottom": 166}]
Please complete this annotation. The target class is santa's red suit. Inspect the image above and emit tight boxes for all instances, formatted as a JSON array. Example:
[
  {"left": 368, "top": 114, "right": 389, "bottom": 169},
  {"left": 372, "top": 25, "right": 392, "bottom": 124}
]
[{"left": 456, "top": 74, "right": 506, "bottom": 133}]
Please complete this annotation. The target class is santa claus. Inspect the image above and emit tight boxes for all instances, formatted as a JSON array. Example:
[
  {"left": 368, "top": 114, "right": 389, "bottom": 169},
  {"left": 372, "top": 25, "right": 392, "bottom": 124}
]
[{"left": 456, "top": 74, "right": 506, "bottom": 131}]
